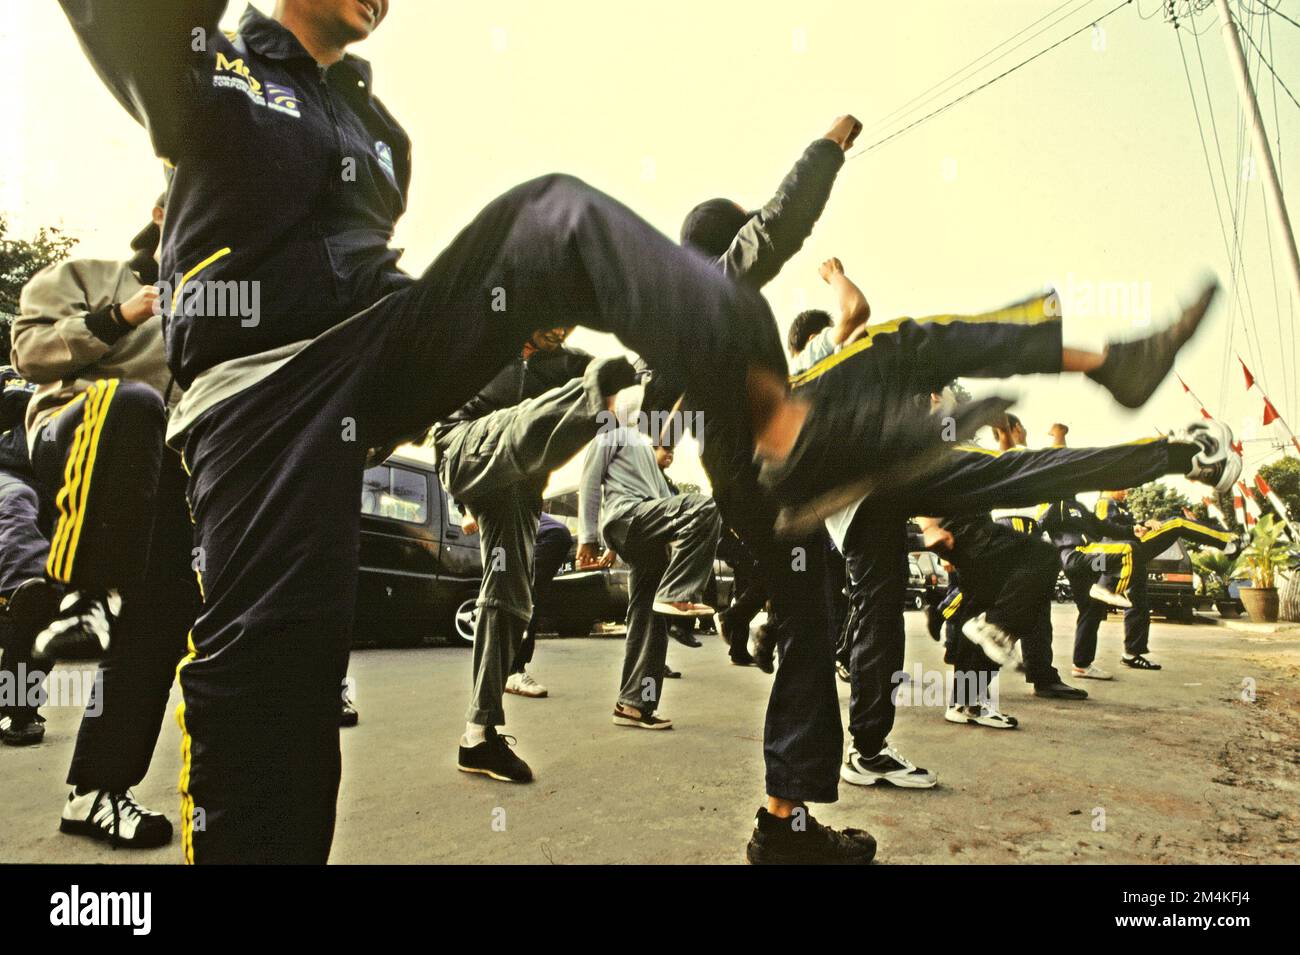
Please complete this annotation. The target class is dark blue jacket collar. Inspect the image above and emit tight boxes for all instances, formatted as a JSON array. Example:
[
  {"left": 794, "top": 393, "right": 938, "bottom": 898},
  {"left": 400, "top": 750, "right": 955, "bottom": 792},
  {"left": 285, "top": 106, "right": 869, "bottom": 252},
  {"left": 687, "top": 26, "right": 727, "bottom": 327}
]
[{"left": 238, "top": 4, "right": 374, "bottom": 87}]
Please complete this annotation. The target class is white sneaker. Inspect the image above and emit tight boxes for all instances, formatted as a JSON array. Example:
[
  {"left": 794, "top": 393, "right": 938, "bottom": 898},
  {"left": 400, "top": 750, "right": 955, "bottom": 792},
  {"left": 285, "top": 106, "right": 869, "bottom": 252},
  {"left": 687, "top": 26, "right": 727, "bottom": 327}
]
[
  {"left": 840, "top": 743, "right": 938, "bottom": 789},
  {"left": 59, "top": 789, "right": 173, "bottom": 848},
  {"left": 505, "top": 671, "right": 548, "bottom": 698},
  {"left": 960, "top": 613, "right": 1021, "bottom": 669},
  {"left": 946, "top": 702, "right": 1019, "bottom": 729},
  {"left": 1071, "top": 663, "right": 1113, "bottom": 680},
  {"left": 1088, "top": 583, "right": 1132, "bottom": 609},
  {"left": 1171, "top": 418, "right": 1240, "bottom": 494}
]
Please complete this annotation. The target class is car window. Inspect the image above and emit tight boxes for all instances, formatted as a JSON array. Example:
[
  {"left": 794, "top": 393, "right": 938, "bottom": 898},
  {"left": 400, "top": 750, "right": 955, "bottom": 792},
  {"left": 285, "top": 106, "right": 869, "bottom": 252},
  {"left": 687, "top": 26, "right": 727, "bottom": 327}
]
[
  {"left": 362, "top": 465, "right": 428, "bottom": 524},
  {"left": 445, "top": 494, "right": 468, "bottom": 528}
]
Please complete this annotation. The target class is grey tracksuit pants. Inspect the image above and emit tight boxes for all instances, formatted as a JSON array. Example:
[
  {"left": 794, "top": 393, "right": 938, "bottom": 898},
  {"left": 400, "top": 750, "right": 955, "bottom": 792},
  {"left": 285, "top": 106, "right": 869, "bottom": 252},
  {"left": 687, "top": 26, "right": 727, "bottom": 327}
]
[
  {"left": 436, "top": 363, "right": 609, "bottom": 726},
  {"left": 605, "top": 493, "right": 720, "bottom": 714}
]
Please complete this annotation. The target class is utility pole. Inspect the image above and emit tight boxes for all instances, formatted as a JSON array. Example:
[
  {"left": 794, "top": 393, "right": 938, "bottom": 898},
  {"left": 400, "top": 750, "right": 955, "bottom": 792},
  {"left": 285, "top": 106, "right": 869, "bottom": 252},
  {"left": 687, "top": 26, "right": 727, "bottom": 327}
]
[{"left": 1214, "top": 0, "right": 1300, "bottom": 310}]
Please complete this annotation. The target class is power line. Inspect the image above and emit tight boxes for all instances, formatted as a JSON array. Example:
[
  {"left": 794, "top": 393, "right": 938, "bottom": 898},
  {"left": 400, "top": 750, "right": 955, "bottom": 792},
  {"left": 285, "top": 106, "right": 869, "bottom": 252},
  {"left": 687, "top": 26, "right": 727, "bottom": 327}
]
[
  {"left": 857, "top": 0, "right": 1099, "bottom": 138},
  {"left": 1252, "top": 0, "right": 1300, "bottom": 31},
  {"left": 1265, "top": 12, "right": 1298, "bottom": 412},
  {"left": 1232, "top": 8, "right": 1300, "bottom": 109},
  {"left": 1189, "top": 10, "right": 1271, "bottom": 402},
  {"left": 847, "top": 0, "right": 1135, "bottom": 159}
]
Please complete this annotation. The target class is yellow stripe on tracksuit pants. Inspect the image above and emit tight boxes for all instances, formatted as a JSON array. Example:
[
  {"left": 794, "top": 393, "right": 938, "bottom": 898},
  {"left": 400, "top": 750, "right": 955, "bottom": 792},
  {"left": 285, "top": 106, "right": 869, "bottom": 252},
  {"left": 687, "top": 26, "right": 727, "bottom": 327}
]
[
  {"left": 789, "top": 291, "right": 1060, "bottom": 390},
  {"left": 47, "top": 379, "right": 119, "bottom": 583},
  {"left": 1075, "top": 542, "right": 1135, "bottom": 595},
  {"left": 175, "top": 448, "right": 203, "bottom": 865},
  {"left": 1139, "top": 518, "right": 1234, "bottom": 550}
]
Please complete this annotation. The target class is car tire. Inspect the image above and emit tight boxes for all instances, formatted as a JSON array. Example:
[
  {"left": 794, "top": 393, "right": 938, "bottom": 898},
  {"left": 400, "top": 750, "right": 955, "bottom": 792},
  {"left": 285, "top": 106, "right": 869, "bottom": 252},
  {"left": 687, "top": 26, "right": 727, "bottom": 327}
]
[{"left": 447, "top": 595, "right": 478, "bottom": 648}]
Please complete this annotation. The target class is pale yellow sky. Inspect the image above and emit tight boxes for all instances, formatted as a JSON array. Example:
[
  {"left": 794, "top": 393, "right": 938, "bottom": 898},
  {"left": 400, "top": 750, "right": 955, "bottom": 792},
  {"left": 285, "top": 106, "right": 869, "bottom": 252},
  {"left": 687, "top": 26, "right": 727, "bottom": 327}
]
[{"left": 2, "top": 0, "right": 1297, "bottom": 499}]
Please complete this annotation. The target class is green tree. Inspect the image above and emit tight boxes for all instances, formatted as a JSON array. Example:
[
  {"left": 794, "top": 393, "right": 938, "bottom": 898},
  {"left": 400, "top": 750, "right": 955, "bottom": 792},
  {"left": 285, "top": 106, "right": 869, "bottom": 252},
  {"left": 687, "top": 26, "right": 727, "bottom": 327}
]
[
  {"left": 0, "top": 214, "right": 78, "bottom": 318},
  {"left": 1258, "top": 457, "right": 1300, "bottom": 522},
  {"left": 1125, "top": 481, "right": 1192, "bottom": 522}
]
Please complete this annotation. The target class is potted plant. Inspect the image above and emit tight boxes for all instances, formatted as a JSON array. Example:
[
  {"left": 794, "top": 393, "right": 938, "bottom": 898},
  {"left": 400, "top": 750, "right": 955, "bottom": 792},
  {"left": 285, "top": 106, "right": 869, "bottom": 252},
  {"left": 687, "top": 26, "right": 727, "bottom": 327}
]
[
  {"left": 1232, "top": 515, "right": 1296, "bottom": 623},
  {"left": 1190, "top": 548, "right": 1240, "bottom": 618}
]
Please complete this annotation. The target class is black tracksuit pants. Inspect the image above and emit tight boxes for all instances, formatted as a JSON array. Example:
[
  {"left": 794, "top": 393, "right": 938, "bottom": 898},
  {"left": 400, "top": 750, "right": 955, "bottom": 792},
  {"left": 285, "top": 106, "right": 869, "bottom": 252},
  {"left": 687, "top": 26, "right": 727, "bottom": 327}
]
[
  {"left": 29, "top": 380, "right": 165, "bottom": 593},
  {"left": 1064, "top": 546, "right": 1137, "bottom": 667},
  {"left": 1094, "top": 518, "right": 1232, "bottom": 660},
  {"left": 942, "top": 517, "right": 1062, "bottom": 685},
  {"left": 67, "top": 453, "right": 199, "bottom": 792},
  {"left": 697, "top": 415, "right": 841, "bottom": 803},
  {"left": 173, "top": 174, "right": 788, "bottom": 863}
]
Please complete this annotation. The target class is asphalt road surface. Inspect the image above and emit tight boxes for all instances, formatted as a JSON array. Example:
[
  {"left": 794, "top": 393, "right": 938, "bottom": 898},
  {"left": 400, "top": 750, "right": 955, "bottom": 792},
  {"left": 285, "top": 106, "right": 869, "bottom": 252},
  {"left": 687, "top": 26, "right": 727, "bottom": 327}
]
[{"left": 3, "top": 605, "right": 1297, "bottom": 864}]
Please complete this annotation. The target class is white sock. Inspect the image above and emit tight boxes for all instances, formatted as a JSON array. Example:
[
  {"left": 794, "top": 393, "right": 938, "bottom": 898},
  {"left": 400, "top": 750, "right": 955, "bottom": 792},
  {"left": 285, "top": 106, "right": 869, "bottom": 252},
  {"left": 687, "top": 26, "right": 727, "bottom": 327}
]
[{"left": 462, "top": 723, "right": 487, "bottom": 747}]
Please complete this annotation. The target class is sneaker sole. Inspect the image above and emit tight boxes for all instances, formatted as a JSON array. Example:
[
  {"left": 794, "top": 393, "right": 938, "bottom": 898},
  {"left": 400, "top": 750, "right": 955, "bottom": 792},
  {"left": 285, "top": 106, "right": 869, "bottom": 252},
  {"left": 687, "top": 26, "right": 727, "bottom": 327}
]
[
  {"left": 1072, "top": 672, "right": 1113, "bottom": 681},
  {"left": 840, "top": 764, "right": 938, "bottom": 789},
  {"left": 745, "top": 843, "right": 876, "bottom": 865},
  {"left": 944, "top": 711, "right": 1018, "bottom": 730},
  {"left": 971, "top": 717, "right": 1018, "bottom": 729},
  {"left": 1088, "top": 586, "right": 1133, "bottom": 609},
  {"left": 0, "top": 732, "right": 45, "bottom": 747},
  {"left": 456, "top": 764, "right": 532, "bottom": 783},
  {"left": 611, "top": 715, "right": 673, "bottom": 730},
  {"left": 504, "top": 687, "right": 548, "bottom": 698},
  {"left": 59, "top": 817, "right": 173, "bottom": 849},
  {"left": 652, "top": 602, "right": 713, "bottom": 617}
]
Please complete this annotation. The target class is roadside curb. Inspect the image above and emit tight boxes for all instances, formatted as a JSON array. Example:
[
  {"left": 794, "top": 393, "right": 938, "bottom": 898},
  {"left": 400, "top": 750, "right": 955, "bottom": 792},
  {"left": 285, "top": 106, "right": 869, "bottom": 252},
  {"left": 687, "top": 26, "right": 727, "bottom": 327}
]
[{"left": 1206, "top": 617, "right": 1300, "bottom": 636}]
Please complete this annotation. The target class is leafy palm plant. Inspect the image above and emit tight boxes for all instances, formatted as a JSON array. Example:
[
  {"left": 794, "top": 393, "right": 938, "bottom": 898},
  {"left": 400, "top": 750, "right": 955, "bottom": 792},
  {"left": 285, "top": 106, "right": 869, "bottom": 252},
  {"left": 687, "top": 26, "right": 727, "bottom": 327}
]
[
  {"left": 1232, "top": 515, "right": 1296, "bottom": 590},
  {"left": 1190, "top": 547, "right": 1235, "bottom": 599}
]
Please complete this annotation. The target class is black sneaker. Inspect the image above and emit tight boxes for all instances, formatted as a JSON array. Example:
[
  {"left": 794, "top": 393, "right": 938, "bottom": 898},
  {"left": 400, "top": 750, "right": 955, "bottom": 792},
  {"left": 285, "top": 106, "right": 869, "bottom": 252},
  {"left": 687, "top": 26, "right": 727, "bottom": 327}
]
[
  {"left": 1121, "top": 654, "right": 1162, "bottom": 671},
  {"left": 33, "top": 590, "right": 112, "bottom": 661},
  {"left": 751, "top": 623, "right": 775, "bottom": 674},
  {"left": 1033, "top": 680, "right": 1089, "bottom": 700},
  {"left": 457, "top": 727, "right": 534, "bottom": 782},
  {"left": 60, "top": 789, "right": 173, "bottom": 849},
  {"left": 764, "top": 386, "right": 1014, "bottom": 538},
  {"left": 841, "top": 743, "right": 938, "bottom": 789},
  {"left": 0, "top": 713, "right": 46, "bottom": 747},
  {"left": 1086, "top": 279, "right": 1218, "bottom": 408},
  {"left": 745, "top": 808, "right": 876, "bottom": 865}
]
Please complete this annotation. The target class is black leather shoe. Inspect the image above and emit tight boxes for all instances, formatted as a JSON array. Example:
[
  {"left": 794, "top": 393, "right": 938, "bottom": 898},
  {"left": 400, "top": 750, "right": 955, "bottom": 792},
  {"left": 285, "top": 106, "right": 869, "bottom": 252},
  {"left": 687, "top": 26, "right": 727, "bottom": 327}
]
[
  {"left": 340, "top": 700, "right": 359, "bottom": 727},
  {"left": 668, "top": 623, "right": 702, "bottom": 648},
  {"left": 1033, "top": 680, "right": 1088, "bottom": 700}
]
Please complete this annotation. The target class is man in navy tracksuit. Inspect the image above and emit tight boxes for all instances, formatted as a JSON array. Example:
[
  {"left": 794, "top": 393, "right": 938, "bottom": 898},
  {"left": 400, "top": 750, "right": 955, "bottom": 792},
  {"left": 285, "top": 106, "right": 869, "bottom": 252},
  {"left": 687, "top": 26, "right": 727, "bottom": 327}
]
[
  {"left": 57, "top": 0, "right": 852, "bottom": 864},
  {"left": 1040, "top": 497, "right": 1144, "bottom": 679},
  {"left": 1091, "top": 489, "right": 1234, "bottom": 671}
]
